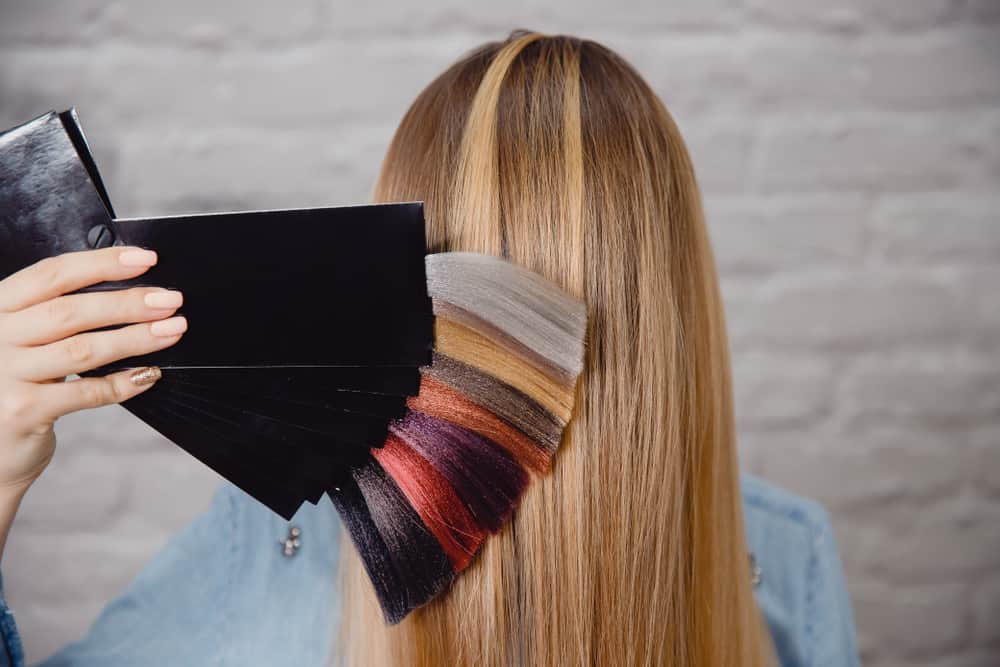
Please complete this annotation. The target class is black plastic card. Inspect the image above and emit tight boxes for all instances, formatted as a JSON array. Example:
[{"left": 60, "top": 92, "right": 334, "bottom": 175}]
[
  {"left": 148, "top": 365, "right": 422, "bottom": 401},
  {"left": 157, "top": 372, "right": 410, "bottom": 419},
  {"left": 132, "top": 399, "right": 309, "bottom": 519},
  {"left": 95, "top": 202, "right": 433, "bottom": 370},
  {"left": 150, "top": 380, "right": 392, "bottom": 450}
]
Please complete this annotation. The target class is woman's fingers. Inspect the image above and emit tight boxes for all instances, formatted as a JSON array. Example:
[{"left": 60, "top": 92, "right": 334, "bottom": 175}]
[
  {"left": 1, "top": 287, "right": 184, "bottom": 346},
  {"left": 0, "top": 246, "right": 158, "bottom": 313},
  {"left": 13, "top": 316, "right": 187, "bottom": 382},
  {"left": 36, "top": 366, "right": 163, "bottom": 423}
]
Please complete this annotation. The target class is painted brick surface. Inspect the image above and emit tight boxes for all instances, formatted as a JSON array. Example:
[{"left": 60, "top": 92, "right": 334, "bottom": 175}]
[{"left": 0, "top": 1, "right": 997, "bottom": 664}]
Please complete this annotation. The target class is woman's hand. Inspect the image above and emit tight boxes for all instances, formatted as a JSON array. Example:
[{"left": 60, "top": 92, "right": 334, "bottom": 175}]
[{"left": 0, "top": 246, "right": 187, "bottom": 554}]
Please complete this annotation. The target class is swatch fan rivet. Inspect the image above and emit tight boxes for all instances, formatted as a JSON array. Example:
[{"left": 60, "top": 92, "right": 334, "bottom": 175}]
[{"left": 280, "top": 525, "right": 302, "bottom": 558}]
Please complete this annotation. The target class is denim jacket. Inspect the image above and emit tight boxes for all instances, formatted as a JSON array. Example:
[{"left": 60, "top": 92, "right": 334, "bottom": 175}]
[{"left": 0, "top": 473, "right": 860, "bottom": 666}]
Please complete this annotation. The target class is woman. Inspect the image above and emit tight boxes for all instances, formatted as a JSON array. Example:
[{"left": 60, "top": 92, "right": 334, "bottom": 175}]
[{"left": 0, "top": 30, "right": 859, "bottom": 666}]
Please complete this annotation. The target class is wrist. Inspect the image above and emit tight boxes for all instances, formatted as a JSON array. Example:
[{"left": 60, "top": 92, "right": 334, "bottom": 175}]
[
  {"left": 0, "top": 481, "right": 28, "bottom": 507},
  {"left": 0, "top": 482, "right": 29, "bottom": 562}
]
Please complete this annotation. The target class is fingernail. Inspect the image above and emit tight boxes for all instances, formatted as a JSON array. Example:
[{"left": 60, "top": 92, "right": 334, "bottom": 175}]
[
  {"left": 119, "top": 248, "right": 157, "bottom": 267},
  {"left": 144, "top": 289, "right": 183, "bottom": 309},
  {"left": 129, "top": 366, "right": 161, "bottom": 386},
  {"left": 150, "top": 316, "right": 187, "bottom": 337}
]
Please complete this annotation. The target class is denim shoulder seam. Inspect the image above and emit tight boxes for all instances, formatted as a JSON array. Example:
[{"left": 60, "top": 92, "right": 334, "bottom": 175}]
[{"left": 805, "top": 513, "right": 823, "bottom": 667}]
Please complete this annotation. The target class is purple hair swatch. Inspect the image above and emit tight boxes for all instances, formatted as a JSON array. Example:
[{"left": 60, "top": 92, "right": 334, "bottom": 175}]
[{"left": 389, "top": 409, "right": 529, "bottom": 533}]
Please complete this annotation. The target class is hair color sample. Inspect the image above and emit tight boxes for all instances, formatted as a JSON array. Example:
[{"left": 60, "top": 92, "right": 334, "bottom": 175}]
[
  {"left": 352, "top": 457, "right": 456, "bottom": 622},
  {"left": 388, "top": 409, "right": 528, "bottom": 533},
  {"left": 422, "top": 351, "right": 565, "bottom": 453},
  {"left": 434, "top": 316, "right": 576, "bottom": 422},
  {"left": 372, "top": 434, "right": 486, "bottom": 571},
  {"left": 406, "top": 374, "right": 552, "bottom": 474},
  {"left": 431, "top": 299, "right": 575, "bottom": 389},
  {"left": 326, "top": 471, "right": 407, "bottom": 623},
  {"left": 426, "top": 251, "right": 587, "bottom": 380}
]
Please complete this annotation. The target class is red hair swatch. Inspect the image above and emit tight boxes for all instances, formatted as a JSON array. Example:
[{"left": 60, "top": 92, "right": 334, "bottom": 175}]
[{"left": 373, "top": 433, "right": 486, "bottom": 571}]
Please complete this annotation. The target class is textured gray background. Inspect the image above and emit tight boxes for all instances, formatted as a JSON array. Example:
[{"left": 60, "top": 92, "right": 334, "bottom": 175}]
[{"left": 1, "top": 1, "right": 999, "bottom": 665}]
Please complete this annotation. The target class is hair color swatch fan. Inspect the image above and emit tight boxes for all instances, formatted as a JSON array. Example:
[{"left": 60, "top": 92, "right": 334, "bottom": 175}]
[{"left": 0, "top": 109, "right": 588, "bottom": 623}]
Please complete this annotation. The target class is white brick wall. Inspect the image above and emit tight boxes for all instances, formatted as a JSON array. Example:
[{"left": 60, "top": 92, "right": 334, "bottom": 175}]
[{"left": 1, "top": 1, "right": 997, "bottom": 664}]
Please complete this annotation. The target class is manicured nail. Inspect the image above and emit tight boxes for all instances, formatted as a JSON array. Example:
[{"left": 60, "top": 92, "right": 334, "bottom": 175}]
[
  {"left": 150, "top": 315, "right": 187, "bottom": 337},
  {"left": 119, "top": 248, "right": 158, "bottom": 267},
  {"left": 144, "top": 289, "right": 183, "bottom": 309},
  {"left": 129, "top": 366, "right": 161, "bottom": 386}
]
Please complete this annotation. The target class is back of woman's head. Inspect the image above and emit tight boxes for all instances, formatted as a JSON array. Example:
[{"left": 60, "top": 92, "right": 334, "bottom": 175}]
[{"left": 338, "top": 30, "right": 775, "bottom": 666}]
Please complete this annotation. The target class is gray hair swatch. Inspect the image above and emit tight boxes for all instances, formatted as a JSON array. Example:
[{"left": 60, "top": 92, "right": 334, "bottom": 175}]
[{"left": 425, "top": 252, "right": 587, "bottom": 380}]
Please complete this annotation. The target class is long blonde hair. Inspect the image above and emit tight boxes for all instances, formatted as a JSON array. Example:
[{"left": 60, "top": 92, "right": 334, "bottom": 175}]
[{"left": 337, "top": 30, "right": 775, "bottom": 666}]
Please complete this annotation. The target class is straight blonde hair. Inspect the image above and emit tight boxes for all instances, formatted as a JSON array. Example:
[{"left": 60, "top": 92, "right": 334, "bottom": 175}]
[{"left": 336, "top": 30, "right": 776, "bottom": 666}]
